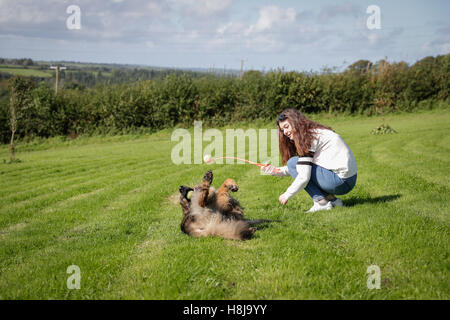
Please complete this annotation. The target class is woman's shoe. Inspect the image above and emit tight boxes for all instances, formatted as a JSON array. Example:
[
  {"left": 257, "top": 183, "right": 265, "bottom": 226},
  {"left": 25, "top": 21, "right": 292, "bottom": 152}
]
[{"left": 306, "top": 201, "right": 333, "bottom": 213}]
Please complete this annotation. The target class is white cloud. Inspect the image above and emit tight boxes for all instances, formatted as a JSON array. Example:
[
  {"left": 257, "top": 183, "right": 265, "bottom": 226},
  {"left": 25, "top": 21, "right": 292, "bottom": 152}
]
[
  {"left": 217, "top": 21, "right": 246, "bottom": 35},
  {"left": 0, "top": 0, "right": 171, "bottom": 43},
  {"left": 212, "top": 6, "right": 300, "bottom": 53},
  {"left": 246, "top": 6, "right": 296, "bottom": 34},
  {"left": 0, "top": 0, "right": 61, "bottom": 24}
]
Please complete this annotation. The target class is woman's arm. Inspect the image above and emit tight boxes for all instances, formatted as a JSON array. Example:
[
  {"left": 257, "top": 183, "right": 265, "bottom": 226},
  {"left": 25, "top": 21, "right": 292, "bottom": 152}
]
[{"left": 281, "top": 155, "right": 314, "bottom": 201}]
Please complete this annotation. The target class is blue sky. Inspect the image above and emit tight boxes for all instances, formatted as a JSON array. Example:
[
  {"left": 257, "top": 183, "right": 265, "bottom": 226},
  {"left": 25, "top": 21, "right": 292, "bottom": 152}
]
[{"left": 0, "top": 0, "right": 448, "bottom": 71}]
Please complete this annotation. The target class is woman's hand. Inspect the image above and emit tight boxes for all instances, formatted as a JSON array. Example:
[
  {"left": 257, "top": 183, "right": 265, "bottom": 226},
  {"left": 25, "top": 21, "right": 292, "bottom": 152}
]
[
  {"left": 279, "top": 194, "right": 288, "bottom": 205},
  {"left": 261, "top": 164, "right": 276, "bottom": 175}
]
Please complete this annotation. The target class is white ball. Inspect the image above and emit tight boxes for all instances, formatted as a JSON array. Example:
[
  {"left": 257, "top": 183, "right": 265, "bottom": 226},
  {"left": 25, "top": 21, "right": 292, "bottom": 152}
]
[{"left": 204, "top": 154, "right": 213, "bottom": 163}]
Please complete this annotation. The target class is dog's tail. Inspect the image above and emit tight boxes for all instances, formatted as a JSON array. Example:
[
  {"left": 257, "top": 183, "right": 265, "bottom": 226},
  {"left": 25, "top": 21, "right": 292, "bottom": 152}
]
[{"left": 246, "top": 219, "right": 280, "bottom": 226}]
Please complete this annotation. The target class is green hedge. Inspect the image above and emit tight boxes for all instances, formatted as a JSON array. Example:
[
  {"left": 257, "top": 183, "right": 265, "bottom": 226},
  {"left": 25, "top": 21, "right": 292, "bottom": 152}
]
[{"left": 0, "top": 54, "right": 448, "bottom": 143}]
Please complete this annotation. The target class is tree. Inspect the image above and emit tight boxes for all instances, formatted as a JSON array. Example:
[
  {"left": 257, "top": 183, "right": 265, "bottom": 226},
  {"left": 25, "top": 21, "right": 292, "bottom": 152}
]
[
  {"left": 8, "top": 76, "right": 34, "bottom": 162},
  {"left": 347, "top": 59, "right": 373, "bottom": 74}
]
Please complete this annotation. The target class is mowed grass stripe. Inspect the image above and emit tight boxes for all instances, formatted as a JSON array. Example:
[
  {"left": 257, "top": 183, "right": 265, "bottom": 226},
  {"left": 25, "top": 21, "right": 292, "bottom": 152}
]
[
  {"left": 0, "top": 158, "right": 139, "bottom": 191},
  {"left": 0, "top": 134, "right": 168, "bottom": 173},
  {"left": 369, "top": 148, "right": 449, "bottom": 223},
  {"left": 371, "top": 131, "right": 450, "bottom": 188},
  {"left": 0, "top": 158, "right": 152, "bottom": 202},
  {"left": 0, "top": 155, "right": 173, "bottom": 203},
  {"left": 0, "top": 138, "right": 175, "bottom": 203},
  {"left": 0, "top": 157, "right": 160, "bottom": 211},
  {"left": 0, "top": 140, "right": 172, "bottom": 188},
  {"left": 0, "top": 159, "right": 181, "bottom": 227}
]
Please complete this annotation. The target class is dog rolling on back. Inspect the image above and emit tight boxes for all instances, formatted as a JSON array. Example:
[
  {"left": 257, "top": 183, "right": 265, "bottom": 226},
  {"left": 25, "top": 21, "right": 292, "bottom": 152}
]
[{"left": 178, "top": 170, "right": 277, "bottom": 240}]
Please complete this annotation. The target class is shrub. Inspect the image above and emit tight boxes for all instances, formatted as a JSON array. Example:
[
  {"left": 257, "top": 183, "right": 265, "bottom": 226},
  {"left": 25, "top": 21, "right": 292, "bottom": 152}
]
[{"left": 1, "top": 54, "right": 448, "bottom": 142}]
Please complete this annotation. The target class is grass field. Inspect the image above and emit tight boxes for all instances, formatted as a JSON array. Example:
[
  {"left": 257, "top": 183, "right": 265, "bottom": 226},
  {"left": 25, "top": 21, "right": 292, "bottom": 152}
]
[{"left": 0, "top": 109, "right": 449, "bottom": 299}]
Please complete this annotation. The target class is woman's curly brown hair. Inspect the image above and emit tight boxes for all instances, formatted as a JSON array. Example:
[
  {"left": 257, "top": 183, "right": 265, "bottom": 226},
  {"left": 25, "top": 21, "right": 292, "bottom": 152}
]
[{"left": 277, "top": 109, "right": 333, "bottom": 165}]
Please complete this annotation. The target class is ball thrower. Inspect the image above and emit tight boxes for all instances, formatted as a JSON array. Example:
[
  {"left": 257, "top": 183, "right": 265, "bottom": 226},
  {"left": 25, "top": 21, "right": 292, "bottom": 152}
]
[{"left": 203, "top": 155, "right": 280, "bottom": 174}]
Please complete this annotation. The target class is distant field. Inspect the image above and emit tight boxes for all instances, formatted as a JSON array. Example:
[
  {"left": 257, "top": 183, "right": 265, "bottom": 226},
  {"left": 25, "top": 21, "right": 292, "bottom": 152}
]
[
  {"left": 0, "top": 65, "right": 112, "bottom": 79},
  {"left": 0, "top": 110, "right": 449, "bottom": 299},
  {"left": 63, "top": 69, "right": 113, "bottom": 77},
  {"left": 0, "top": 66, "right": 52, "bottom": 78}
]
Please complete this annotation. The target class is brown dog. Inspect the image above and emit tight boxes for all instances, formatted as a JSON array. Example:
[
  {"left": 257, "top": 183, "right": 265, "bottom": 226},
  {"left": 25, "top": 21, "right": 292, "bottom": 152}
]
[{"left": 178, "top": 171, "right": 277, "bottom": 240}]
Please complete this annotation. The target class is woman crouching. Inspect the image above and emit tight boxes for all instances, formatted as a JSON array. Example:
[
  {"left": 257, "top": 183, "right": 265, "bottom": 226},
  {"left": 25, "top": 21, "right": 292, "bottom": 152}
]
[{"left": 262, "top": 109, "right": 357, "bottom": 212}]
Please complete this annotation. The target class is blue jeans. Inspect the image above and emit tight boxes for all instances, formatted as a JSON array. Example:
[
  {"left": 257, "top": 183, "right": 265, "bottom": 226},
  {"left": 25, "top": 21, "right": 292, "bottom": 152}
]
[{"left": 287, "top": 156, "right": 357, "bottom": 202}]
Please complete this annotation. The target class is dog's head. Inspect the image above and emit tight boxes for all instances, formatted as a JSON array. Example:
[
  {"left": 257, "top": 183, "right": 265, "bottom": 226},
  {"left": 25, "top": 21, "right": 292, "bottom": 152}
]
[{"left": 223, "top": 178, "right": 239, "bottom": 192}]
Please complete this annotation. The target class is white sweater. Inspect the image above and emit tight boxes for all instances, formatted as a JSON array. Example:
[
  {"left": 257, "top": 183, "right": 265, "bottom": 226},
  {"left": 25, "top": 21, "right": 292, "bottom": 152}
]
[{"left": 277, "top": 129, "right": 357, "bottom": 200}]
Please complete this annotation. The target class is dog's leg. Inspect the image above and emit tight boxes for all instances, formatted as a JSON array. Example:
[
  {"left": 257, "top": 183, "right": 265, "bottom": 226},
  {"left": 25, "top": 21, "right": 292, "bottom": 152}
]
[
  {"left": 180, "top": 214, "right": 194, "bottom": 234},
  {"left": 179, "top": 186, "right": 193, "bottom": 216},
  {"left": 180, "top": 198, "right": 190, "bottom": 216},
  {"left": 216, "top": 179, "right": 239, "bottom": 215},
  {"left": 198, "top": 171, "right": 213, "bottom": 208},
  {"left": 227, "top": 197, "right": 244, "bottom": 219}
]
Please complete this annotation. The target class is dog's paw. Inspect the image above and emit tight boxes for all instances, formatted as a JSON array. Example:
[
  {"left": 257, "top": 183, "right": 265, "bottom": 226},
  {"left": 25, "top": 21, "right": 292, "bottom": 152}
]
[
  {"left": 203, "top": 170, "right": 213, "bottom": 184},
  {"left": 223, "top": 178, "right": 239, "bottom": 192}
]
